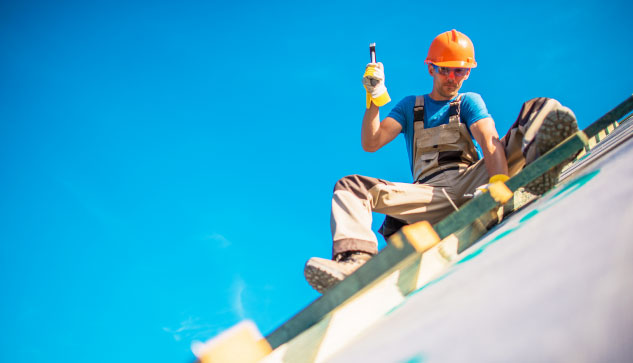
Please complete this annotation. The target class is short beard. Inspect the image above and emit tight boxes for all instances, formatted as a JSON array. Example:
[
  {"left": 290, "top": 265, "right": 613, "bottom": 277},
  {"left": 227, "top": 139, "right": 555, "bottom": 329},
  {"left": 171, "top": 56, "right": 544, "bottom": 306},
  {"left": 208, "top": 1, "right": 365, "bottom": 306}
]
[{"left": 439, "top": 85, "right": 458, "bottom": 99}]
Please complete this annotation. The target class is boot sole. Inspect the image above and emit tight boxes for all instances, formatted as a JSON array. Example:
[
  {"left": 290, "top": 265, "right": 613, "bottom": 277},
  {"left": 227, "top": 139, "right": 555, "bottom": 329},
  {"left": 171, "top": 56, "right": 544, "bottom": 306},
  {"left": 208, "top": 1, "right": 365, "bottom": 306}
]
[
  {"left": 524, "top": 106, "right": 578, "bottom": 195},
  {"left": 304, "top": 263, "right": 346, "bottom": 294}
]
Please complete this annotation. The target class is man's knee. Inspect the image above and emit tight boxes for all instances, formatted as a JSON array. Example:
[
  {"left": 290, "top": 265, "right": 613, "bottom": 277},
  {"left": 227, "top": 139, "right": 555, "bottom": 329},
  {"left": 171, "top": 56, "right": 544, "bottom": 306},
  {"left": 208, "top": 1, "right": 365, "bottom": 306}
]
[{"left": 334, "top": 175, "right": 384, "bottom": 200}]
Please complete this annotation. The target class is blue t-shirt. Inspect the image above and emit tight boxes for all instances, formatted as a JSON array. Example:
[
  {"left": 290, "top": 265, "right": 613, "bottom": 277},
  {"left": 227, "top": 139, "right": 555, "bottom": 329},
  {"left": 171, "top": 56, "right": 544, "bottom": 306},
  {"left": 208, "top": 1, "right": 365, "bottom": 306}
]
[{"left": 387, "top": 92, "right": 491, "bottom": 173}]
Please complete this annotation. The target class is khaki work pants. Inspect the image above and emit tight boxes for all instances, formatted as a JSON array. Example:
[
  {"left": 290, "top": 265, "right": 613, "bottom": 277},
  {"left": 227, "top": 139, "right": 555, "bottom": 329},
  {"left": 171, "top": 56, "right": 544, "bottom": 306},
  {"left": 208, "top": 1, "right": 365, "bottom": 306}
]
[{"left": 331, "top": 98, "right": 568, "bottom": 257}]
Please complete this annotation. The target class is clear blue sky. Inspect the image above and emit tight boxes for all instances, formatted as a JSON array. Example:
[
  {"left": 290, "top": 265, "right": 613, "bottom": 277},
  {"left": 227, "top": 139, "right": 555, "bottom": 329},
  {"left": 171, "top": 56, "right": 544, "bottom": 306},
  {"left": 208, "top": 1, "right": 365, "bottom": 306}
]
[{"left": 1, "top": 0, "right": 631, "bottom": 362}]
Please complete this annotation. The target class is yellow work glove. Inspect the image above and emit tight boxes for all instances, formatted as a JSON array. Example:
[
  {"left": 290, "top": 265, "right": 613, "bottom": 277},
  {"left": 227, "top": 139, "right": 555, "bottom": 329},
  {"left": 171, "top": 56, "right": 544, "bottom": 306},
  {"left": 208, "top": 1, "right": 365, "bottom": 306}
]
[
  {"left": 362, "top": 62, "right": 391, "bottom": 108},
  {"left": 474, "top": 174, "right": 510, "bottom": 197}
]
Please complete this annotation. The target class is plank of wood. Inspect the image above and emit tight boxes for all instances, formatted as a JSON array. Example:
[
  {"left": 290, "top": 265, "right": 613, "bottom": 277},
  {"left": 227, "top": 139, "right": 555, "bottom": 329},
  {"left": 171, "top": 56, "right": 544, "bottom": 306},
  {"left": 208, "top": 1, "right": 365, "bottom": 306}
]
[{"left": 583, "top": 94, "right": 633, "bottom": 138}]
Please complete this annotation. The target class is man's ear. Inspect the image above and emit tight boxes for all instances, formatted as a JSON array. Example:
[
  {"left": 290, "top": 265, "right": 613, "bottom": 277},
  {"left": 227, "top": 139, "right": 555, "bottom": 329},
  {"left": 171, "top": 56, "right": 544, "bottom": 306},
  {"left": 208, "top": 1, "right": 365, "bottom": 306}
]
[{"left": 427, "top": 64, "right": 434, "bottom": 76}]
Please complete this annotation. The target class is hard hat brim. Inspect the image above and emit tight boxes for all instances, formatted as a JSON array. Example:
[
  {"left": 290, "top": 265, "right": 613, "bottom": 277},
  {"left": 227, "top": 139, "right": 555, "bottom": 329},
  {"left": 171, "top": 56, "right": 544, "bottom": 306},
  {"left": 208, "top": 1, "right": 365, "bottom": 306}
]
[{"left": 426, "top": 60, "right": 477, "bottom": 68}]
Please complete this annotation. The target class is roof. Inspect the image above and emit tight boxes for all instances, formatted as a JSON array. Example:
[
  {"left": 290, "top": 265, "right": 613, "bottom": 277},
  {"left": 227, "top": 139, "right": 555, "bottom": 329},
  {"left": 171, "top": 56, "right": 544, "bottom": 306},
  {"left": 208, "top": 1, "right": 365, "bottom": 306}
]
[{"left": 193, "top": 96, "right": 633, "bottom": 363}]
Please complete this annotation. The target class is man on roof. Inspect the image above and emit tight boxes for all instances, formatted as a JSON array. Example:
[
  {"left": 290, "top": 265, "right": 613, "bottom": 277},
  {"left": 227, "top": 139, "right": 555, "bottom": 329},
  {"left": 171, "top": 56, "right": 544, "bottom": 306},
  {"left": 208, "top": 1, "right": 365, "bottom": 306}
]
[{"left": 304, "top": 29, "right": 578, "bottom": 293}]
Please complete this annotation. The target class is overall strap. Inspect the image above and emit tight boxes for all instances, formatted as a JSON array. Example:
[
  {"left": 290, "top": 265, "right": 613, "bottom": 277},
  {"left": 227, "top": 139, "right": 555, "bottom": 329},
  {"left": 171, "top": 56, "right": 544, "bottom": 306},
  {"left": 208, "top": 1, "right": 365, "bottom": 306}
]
[
  {"left": 413, "top": 95, "right": 425, "bottom": 124},
  {"left": 448, "top": 94, "right": 463, "bottom": 124}
]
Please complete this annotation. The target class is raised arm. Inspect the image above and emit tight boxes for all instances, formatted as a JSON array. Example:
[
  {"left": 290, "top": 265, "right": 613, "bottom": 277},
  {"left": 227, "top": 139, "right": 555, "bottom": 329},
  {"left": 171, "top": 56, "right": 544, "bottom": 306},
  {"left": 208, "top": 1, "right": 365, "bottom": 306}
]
[
  {"left": 361, "top": 61, "right": 401, "bottom": 152},
  {"left": 361, "top": 103, "right": 402, "bottom": 152},
  {"left": 470, "top": 117, "right": 508, "bottom": 178}
]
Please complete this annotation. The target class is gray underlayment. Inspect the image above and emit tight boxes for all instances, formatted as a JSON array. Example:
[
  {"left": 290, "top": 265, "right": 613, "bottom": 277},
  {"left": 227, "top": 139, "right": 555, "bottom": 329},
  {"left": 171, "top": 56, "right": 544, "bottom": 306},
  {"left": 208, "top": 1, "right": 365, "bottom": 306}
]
[{"left": 327, "top": 120, "right": 633, "bottom": 363}]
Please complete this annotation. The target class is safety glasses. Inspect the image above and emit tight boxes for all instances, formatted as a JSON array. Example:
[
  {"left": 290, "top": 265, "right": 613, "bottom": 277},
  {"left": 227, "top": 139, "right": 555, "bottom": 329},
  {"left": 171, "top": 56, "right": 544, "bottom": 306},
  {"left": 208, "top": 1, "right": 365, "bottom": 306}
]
[{"left": 432, "top": 65, "right": 469, "bottom": 77}]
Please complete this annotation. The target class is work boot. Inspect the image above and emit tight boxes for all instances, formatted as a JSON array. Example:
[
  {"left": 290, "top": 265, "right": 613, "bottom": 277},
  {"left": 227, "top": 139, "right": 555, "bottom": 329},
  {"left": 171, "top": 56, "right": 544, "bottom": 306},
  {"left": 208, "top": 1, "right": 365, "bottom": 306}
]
[
  {"left": 304, "top": 251, "right": 373, "bottom": 293},
  {"left": 524, "top": 105, "right": 578, "bottom": 195}
]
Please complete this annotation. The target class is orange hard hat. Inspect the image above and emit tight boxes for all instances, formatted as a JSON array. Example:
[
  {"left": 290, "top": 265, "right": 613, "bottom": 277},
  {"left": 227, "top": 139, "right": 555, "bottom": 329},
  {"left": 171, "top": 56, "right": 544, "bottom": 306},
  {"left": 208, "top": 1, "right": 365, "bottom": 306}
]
[{"left": 425, "top": 29, "right": 477, "bottom": 68}]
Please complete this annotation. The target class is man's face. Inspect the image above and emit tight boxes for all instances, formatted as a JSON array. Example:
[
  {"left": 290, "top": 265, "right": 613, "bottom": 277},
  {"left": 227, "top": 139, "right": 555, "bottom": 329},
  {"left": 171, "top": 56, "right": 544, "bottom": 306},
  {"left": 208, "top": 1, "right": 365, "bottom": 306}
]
[{"left": 429, "top": 64, "right": 470, "bottom": 99}]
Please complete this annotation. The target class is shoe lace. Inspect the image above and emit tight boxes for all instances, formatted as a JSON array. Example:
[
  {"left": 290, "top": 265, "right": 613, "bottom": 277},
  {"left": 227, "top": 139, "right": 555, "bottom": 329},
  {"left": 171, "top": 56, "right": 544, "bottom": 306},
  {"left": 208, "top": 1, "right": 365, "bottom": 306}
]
[{"left": 334, "top": 251, "right": 370, "bottom": 263}]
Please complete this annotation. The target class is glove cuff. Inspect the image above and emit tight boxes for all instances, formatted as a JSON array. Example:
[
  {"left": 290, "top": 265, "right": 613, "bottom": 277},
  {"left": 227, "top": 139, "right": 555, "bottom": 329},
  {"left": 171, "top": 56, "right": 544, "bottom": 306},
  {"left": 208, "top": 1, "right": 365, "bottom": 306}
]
[
  {"left": 371, "top": 90, "right": 391, "bottom": 107},
  {"left": 489, "top": 174, "right": 509, "bottom": 184}
]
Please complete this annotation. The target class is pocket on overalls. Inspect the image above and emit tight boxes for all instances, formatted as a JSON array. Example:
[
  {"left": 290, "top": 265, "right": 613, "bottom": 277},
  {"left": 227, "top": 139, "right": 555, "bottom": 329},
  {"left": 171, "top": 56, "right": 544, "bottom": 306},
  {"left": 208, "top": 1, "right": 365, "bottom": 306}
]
[{"left": 414, "top": 150, "right": 440, "bottom": 178}]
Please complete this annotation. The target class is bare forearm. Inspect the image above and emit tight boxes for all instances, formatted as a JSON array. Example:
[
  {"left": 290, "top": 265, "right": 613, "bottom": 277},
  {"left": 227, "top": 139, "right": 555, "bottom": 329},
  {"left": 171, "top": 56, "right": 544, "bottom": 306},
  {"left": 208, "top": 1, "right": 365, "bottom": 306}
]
[
  {"left": 361, "top": 103, "right": 381, "bottom": 152},
  {"left": 471, "top": 117, "right": 509, "bottom": 179},
  {"left": 482, "top": 137, "right": 508, "bottom": 178}
]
